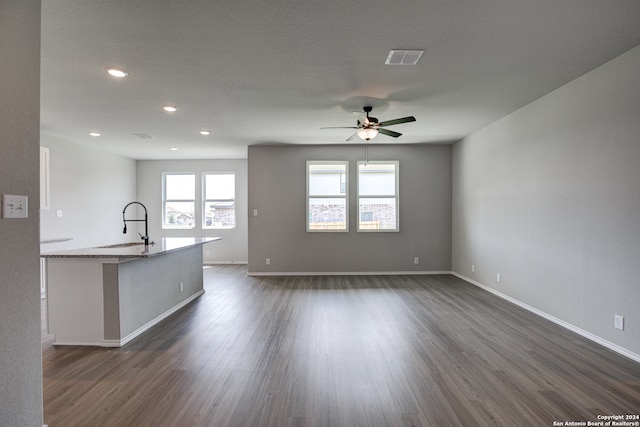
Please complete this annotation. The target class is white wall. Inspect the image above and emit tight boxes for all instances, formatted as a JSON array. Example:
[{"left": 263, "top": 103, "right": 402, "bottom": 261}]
[
  {"left": 136, "top": 159, "right": 248, "bottom": 263},
  {"left": 40, "top": 137, "right": 137, "bottom": 252},
  {"left": 248, "top": 144, "right": 452, "bottom": 274},
  {"left": 0, "top": 0, "right": 43, "bottom": 425},
  {"left": 452, "top": 45, "right": 640, "bottom": 357}
]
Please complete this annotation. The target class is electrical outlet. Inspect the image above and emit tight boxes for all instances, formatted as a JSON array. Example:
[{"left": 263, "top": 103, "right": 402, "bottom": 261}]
[
  {"left": 472, "top": 264, "right": 475, "bottom": 273},
  {"left": 496, "top": 273, "right": 501, "bottom": 283},
  {"left": 414, "top": 257, "right": 419, "bottom": 265},
  {"left": 266, "top": 258, "right": 271, "bottom": 265},
  {"left": 179, "top": 282, "right": 184, "bottom": 292},
  {"left": 615, "top": 315, "right": 624, "bottom": 331}
]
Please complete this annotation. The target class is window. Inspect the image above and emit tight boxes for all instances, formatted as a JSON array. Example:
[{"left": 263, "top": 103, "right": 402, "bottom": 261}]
[
  {"left": 203, "top": 173, "right": 236, "bottom": 229},
  {"left": 357, "top": 161, "right": 399, "bottom": 232},
  {"left": 163, "top": 173, "right": 195, "bottom": 228},
  {"left": 307, "top": 161, "right": 348, "bottom": 231}
]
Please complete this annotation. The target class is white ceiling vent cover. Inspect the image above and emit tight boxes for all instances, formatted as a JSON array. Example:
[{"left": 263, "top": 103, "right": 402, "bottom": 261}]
[{"left": 385, "top": 50, "right": 424, "bottom": 65}]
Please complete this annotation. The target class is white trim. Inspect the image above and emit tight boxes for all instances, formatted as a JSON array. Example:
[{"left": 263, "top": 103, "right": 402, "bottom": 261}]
[
  {"left": 99, "top": 340, "right": 123, "bottom": 348},
  {"left": 306, "top": 161, "right": 349, "bottom": 232},
  {"left": 248, "top": 270, "right": 451, "bottom": 276},
  {"left": 51, "top": 339, "right": 115, "bottom": 347},
  {"left": 118, "top": 290, "right": 205, "bottom": 347},
  {"left": 452, "top": 272, "right": 640, "bottom": 364},
  {"left": 202, "top": 172, "right": 236, "bottom": 230},
  {"left": 357, "top": 160, "right": 400, "bottom": 232},
  {"left": 204, "top": 261, "right": 248, "bottom": 265}
]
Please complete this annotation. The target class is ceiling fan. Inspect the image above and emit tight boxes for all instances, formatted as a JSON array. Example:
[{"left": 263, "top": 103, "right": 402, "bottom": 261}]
[{"left": 321, "top": 106, "right": 416, "bottom": 141}]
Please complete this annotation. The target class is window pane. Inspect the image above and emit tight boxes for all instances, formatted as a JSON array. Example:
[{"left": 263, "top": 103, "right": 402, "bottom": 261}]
[
  {"left": 166, "top": 174, "right": 195, "bottom": 200},
  {"left": 308, "top": 198, "right": 347, "bottom": 230},
  {"left": 164, "top": 201, "right": 195, "bottom": 228},
  {"left": 309, "top": 164, "right": 346, "bottom": 196},
  {"left": 359, "top": 197, "right": 397, "bottom": 230},
  {"left": 204, "top": 201, "right": 235, "bottom": 229},
  {"left": 358, "top": 163, "right": 396, "bottom": 196},
  {"left": 205, "top": 174, "right": 235, "bottom": 200}
]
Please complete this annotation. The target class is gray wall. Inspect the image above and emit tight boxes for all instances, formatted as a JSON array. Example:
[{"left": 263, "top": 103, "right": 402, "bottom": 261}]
[
  {"left": 452, "top": 45, "right": 640, "bottom": 356},
  {"left": 0, "top": 0, "right": 43, "bottom": 425},
  {"left": 115, "top": 245, "right": 204, "bottom": 339},
  {"left": 40, "top": 137, "right": 137, "bottom": 252},
  {"left": 247, "top": 144, "right": 452, "bottom": 274},
  {"left": 136, "top": 159, "right": 248, "bottom": 263}
]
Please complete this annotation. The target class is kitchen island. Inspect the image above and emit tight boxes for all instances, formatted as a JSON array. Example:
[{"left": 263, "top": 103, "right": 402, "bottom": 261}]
[{"left": 41, "top": 237, "right": 220, "bottom": 347}]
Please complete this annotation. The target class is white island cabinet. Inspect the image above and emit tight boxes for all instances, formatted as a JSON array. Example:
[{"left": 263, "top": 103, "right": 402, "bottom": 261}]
[{"left": 41, "top": 237, "right": 220, "bottom": 347}]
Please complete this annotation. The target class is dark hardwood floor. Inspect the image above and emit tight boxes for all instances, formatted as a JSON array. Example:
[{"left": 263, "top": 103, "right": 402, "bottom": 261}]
[{"left": 43, "top": 265, "right": 640, "bottom": 426}]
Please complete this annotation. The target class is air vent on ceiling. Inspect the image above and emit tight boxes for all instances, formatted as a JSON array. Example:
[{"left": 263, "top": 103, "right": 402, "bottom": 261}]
[
  {"left": 132, "top": 133, "right": 153, "bottom": 139},
  {"left": 385, "top": 50, "right": 424, "bottom": 65}
]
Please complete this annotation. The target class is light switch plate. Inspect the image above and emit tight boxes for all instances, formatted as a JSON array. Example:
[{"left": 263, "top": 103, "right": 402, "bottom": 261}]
[{"left": 2, "top": 194, "right": 28, "bottom": 218}]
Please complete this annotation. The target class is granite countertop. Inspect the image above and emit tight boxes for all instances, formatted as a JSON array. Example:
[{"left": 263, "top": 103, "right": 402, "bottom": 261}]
[
  {"left": 41, "top": 237, "right": 221, "bottom": 259},
  {"left": 40, "top": 237, "right": 73, "bottom": 244}
]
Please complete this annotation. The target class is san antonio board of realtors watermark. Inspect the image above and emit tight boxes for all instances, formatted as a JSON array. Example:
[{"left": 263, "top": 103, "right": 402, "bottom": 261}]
[{"left": 553, "top": 414, "right": 640, "bottom": 426}]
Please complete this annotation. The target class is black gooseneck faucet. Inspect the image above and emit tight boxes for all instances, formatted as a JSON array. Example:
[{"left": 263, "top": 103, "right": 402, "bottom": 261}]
[{"left": 122, "top": 201, "right": 149, "bottom": 247}]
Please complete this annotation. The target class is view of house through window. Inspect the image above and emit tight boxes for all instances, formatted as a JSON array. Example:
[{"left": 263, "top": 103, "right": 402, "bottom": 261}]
[
  {"left": 358, "top": 161, "right": 399, "bottom": 231},
  {"left": 307, "top": 162, "right": 348, "bottom": 231},
  {"left": 203, "top": 173, "right": 236, "bottom": 229},
  {"left": 163, "top": 173, "right": 195, "bottom": 228}
]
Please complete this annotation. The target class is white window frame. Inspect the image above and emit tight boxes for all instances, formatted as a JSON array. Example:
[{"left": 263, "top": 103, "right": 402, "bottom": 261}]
[
  {"left": 202, "top": 172, "right": 236, "bottom": 229},
  {"left": 162, "top": 172, "right": 196, "bottom": 229},
  {"left": 306, "top": 161, "right": 349, "bottom": 232},
  {"left": 357, "top": 161, "right": 399, "bottom": 232}
]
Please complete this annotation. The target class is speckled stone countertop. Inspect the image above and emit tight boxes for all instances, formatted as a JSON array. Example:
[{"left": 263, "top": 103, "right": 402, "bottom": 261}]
[
  {"left": 40, "top": 237, "right": 73, "bottom": 244},
  {"left": 41, "top": 237, "right": 221, "bottom": 259}
]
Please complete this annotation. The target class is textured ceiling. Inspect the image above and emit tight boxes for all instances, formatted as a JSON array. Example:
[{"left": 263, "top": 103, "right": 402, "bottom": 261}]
[{"left": 40, "top": 0, "right": 640, "bottom": 159}]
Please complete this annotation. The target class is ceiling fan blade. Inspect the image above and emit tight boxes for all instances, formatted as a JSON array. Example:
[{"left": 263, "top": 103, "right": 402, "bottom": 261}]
[
  {"left": 320, "top": 126, "right": 359, "bottom": 129},
  {"left": 353, "top": 111, "right": 368, "bottom": 126},
  {"left": 378, "top": 116, "right": 416, "bottom": 127},
  {"left": 378, "top": 128, "right": 402, "bottom": 138},
  {"left": 346, "top": 133, "right": 359, "bottom": 141}
]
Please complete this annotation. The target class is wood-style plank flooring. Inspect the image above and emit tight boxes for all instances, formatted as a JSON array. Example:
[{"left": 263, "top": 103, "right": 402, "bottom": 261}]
[{"left": 43, "top": 265, "right": 640, "bottom": 426}]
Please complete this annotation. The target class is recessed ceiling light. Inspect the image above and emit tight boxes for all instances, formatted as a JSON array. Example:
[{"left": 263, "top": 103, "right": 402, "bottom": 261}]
[
  {"left": 89, "top": 132, "right": 101, "bottom": 137},
  {"left": 200, "top": 130, "right": 210, "bottom": 136},
  {"left": 162, "top": 105, "right": 177, "bottom": 112},
  {"left": 170, "top": 147, "right": 179, "bottom": 151},
  {"left": 106, "top": 67, "right": 128, "bottom": 78}
]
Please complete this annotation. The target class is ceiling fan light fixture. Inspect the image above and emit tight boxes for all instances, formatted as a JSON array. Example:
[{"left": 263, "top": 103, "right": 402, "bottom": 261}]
[{"left": 357, "top": 128, "right": 378, "bottom": 141}]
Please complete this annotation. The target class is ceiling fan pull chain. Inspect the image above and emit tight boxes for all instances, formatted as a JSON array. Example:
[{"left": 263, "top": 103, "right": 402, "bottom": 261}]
[{"left": 364, "top": 142, "right": 369, "bottom": 164}]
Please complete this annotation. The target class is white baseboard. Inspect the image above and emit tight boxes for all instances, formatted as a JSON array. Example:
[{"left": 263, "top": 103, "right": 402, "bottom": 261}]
[
  {"left": 452, "top": 272, "right": 640, "bottom": 364},
  {"left": 204, "top": 261, "right": 248, "bottom": 265},
  {"left": 52, "top": 290, "right": 206, "bottom": 347},
  {"left": 118, "top": 290, "right": 205, "bottom": 347},
  {"left": 248, "top": 270, "right": 451, "bottom": 276}
]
